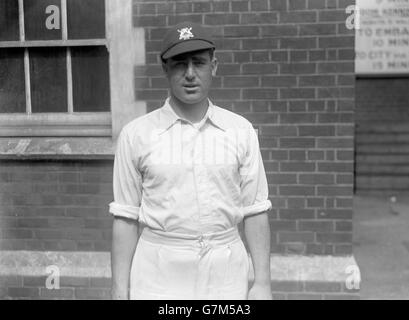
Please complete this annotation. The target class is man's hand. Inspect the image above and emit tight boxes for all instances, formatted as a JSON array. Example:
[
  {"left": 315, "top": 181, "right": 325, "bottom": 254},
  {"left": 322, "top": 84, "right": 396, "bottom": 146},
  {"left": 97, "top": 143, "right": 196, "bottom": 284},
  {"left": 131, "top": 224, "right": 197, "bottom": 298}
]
[{"left": 248, "top": 282, "right": 273, "bottom": 300}]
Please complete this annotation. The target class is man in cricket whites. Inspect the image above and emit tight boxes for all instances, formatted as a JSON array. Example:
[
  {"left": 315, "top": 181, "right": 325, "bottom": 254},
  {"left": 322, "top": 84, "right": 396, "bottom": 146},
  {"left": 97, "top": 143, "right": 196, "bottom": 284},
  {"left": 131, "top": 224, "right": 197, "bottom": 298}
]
[{"left": 110, "top": 22, "right": 272, "bottom": 300}]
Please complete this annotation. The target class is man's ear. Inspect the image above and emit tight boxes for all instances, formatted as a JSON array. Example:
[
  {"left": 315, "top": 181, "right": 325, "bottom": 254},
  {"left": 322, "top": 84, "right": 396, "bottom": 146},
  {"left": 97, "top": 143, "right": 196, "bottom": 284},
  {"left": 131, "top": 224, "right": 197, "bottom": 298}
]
[
  {"left": 161, "top": 61, "right": 168, "bottom": 74},
  {"left": 211, "top": 57, "right": 218, "bottom": 77}
]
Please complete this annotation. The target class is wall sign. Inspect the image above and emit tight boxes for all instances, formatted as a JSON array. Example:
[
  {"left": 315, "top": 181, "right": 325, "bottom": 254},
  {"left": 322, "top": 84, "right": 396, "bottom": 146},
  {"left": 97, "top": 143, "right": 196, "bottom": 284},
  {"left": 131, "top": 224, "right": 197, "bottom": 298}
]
[{"left": 355, "top": 0, "right": 409, "bottom": 75}]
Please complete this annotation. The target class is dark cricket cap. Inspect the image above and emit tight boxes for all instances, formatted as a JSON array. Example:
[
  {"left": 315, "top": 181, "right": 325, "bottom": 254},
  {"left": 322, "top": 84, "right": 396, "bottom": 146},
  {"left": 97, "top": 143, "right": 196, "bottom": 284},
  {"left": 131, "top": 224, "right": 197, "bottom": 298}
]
[{"left": 160, "top": 22, "right": 215, "bottom": 60}]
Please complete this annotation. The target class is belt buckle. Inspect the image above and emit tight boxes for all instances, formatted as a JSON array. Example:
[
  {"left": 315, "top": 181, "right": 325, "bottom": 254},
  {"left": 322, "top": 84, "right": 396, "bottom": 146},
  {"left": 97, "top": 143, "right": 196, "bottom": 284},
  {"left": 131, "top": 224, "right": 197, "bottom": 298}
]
[{"left": 198, "top": 235, "right": 210, "bottom": 258}]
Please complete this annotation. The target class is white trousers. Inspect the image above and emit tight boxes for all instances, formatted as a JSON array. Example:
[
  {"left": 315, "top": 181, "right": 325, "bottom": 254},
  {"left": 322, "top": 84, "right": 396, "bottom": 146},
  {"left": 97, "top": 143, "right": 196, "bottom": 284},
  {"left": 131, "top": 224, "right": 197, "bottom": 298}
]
[{"left": 129, "top": 227, "right": 250, "bottom": 300}]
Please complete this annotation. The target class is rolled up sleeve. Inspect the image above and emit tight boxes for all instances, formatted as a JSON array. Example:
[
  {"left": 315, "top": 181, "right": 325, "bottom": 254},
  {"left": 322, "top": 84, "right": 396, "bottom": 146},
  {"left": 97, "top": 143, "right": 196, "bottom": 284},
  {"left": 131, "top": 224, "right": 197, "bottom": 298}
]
[
  {"left": 239, "top": 125, "right": 272, "bottom": 217},
  {"left": 109, "top": 128, "right": 142, "bottom": 221}
]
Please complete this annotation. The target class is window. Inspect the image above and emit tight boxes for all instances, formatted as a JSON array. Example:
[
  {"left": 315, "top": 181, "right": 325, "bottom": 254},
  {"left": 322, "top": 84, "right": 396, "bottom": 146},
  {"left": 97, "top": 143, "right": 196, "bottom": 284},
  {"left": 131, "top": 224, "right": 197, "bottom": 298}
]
[{"left": 0, "top": 0, "right": 111, "bottom": 136}]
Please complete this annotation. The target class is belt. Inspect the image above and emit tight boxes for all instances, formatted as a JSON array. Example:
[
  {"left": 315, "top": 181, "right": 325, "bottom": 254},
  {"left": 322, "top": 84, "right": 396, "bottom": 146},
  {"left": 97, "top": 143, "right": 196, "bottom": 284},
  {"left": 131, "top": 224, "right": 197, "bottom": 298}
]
[{"left": 140, "top": 227, "right": 241, "bottom": 258}]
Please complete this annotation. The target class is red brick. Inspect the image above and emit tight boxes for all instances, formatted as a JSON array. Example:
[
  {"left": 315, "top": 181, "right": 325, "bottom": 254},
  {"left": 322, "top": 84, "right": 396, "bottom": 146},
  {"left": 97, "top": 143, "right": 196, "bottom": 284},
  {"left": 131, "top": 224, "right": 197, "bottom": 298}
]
[
  {"left": 243, "top": 113, "right": 278, "bottom": 124},
  {"left": 175, "top": 2, "right": 192, "bottom": 14},
  {"left": 279, "top": 209, "right": 315, "bottom": 220},
  {"left": 319, "top": 36, "right": 354, "bottom": 48},
  {"left": 317, "top": 186, "right": 353, "bottom": 197},
  {"left": 90, "top": 278, "right": 111, "bottom": 288},
  {"left": 261, "top": 125, "right": 297, "bottom": 136},
  {"left": 287, "top": 197, "right": 305, "bottom": 208},
  {"left": 270, "top": 0, "right": 287, "bottom": 11},
  {"left": 40, "top": 288, "right": 74, "bottom": 299},
  {"left": 280, "top": 63, "right": 316, "bottom": 74},
  {"left": 75, "top": 288, "right": 111, "bottom": 300},
  {"left": 318, "top": 162, "right": 353, "bottom": 173},
  {"left": 211, "top": 1, "right": 230, "bottom": 12},
  {"left": 217, "top": 64, "right": 241, "bottom": 75},
  {"left": 270, "top": 220, "right": 297, "bottom": 232},
  {"left": 261, "top": 25, "right": 298, "bottom": 37},
  {"left": 204, "top": 13, "right": 239, "bottom": 25},
  {"left": 316, "top": 232, "right": 352, "bottom": 243},
  {"left": 299, "top": 221, "right": 334, "bottom": 232},
  {"left": 335, "top": 221, "right": 352, "bottom": 232},
  {"left": 193, "top": 2, "right": 211, "bottom": 13},
  {"left": 305, "top": 281, "right": 342, "bottom": 292},
  {"left": 270, "top": 280, "right": 304, "bottom": 292},
  {"left": 318, "top": 87, "right": 355, "bottom": 99},
  {"left": 309, "top": 49, "right": 326, "bottom": 61},
  {"left": 280, "top": 88, "right": 315, "bottom": 99},
  {"left": 1, "top": 229, "right": 33, "bottom": 239},
  {"left": 134, "top": 15, "right": 166, "bottom": 27},
  {"left": 319, "top": 10, "right": 348, "bottom": 22},
  {"left": 223, "top": 76, "right": 259, "bottom": 88},
  {"left": 137, "top": 3, "right": 156, "bottom": 15},
  {"left": 336, "top": 198, "right": 353, "bottom": 208},
  {"left": 299, "top": 125, "right": 335, "bottom": 137},
  {"left": 156, "top": 2, "right": 174, "bottom": 15},
  {"left": 307, "top": 198, "right": 324, "bottom": 207},
  {"left": 224, "top": 26, "right": 259, "bottom": 37},
  {"left": 269, "top": 173, "right": 297, "bottom": 184},
  {"left": 307, "top": 0, "right": 327, "bottom": 9},
  {"left": 168, "top": 15, "right": 204, "bottom": 26},
  {"left": 209, "top": 89, "right": 241, "bottom": 100},
  {"left": 280, "top": 12, "right": 317, "bottom": 23},
  {"left": 318, "top": 62, "right": 354, "bottom": 73},
  {"left": 280, "top": 37, "right": 317, "bottom": 49},
  {"left": 251, "top": 0, "right": 269, "bottom": 11},
  {"left": 335, "top": 244, "right": 353, "bottom": 255},
  {"left": 8, "top": 287, "right": 39, "bottom": 298},
  {"left": 231, "top": 1, "right": 249, "bottom": 12},
  {"left": 242, "top": 38, "right": 279, "bottom": 50},
  {"left": 241, "top": 13, "right": 278, "bottom": 24},
  {"left": 290, "top": 50, "right": 308, "bottom": 62},
  {"left": 261, "top": 76, "right": 297, "bottom": 87},
  {"left": 280, "top": 138, "right": 315, "bottom": 148},
  {"left": 299, "top": 75, "right": 336, "bottom": 87},
  {"left": 0, "top": 276, "right": 23, "bottom": 287},
  {"left": 270, "top": 50, "right": 289, "bottom": 62},
  {"left": 299, "top": 24, "right": 337, "bottom": 35},
  {"left": 243, "top": 89, "right": 278, "bottom": 100},
  {"left": 251, "top": 51, "right": 270, "bottom": 62},
  {"left": 289, "top": 150, "right": 306, "bottom": 161},
  {"left": 299, "top": 173, "right": 335, "bottom": 185},
  {"left": 306, "top": 243, "right": 334, "bottom": 255},
  {"left": 279, "top": 231, "right": 315, "bottom": 243}
]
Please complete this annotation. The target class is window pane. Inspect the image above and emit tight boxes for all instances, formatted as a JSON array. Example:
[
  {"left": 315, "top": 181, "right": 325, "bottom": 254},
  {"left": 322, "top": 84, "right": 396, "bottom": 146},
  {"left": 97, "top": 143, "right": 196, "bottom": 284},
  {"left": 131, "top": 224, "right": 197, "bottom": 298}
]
[
  {"left": 0, "top": 0, "right": 20, "bottom": 41},
  {"left": 71, "top": 46, "right": 110, "bottom": 112},
  {"left": 0, "top": 49, "right": 26, "bottom": 113},
  {"left": 30, "top": 48, "right": 67, "bottom": 113},
  {"left": 24, "top": 0, "right": 62, "bottom": 40},
  {"left": 67, "top": 0, "right": 105, "bottom": 39}
]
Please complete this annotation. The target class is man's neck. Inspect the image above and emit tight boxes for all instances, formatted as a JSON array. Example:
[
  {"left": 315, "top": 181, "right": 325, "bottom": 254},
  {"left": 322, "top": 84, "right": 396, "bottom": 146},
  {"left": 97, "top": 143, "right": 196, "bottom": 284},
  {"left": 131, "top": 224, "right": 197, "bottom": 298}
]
[{"left": 169, "top": 96, "right": 209, "bottom": 123}]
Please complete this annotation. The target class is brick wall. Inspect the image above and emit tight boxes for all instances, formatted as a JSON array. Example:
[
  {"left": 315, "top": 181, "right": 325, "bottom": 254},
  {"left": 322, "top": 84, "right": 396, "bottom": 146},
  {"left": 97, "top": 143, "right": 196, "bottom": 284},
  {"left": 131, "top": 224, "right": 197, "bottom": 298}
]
[
  {"left": 133, "top": 0, "right": 356, "bottom": 255},
  {"left": 0, "top": 160, "right": 113, "bottom": 251}
]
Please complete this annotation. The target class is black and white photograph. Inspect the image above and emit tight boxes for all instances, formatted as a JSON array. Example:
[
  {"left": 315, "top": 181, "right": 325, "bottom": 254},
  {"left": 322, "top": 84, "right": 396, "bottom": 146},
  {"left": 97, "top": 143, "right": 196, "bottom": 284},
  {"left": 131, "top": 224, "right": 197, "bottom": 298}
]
[{"left": 0, "top": 0, "right": 408, "bottom": 304}]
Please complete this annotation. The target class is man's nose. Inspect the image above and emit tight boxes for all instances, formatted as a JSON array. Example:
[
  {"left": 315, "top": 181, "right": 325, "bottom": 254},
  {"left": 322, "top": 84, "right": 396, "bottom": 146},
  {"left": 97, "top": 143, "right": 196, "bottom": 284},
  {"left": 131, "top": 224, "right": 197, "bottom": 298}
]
[{"left": 185, "top": 61, "right": 195, "bottom": 80}]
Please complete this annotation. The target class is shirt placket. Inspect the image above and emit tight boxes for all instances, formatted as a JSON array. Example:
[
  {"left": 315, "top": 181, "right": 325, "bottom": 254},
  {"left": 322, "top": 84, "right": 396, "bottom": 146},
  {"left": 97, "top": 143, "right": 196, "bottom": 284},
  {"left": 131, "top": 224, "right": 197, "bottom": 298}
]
[{"left": 191, "top": 124, "right": 213, "bottom": 234}]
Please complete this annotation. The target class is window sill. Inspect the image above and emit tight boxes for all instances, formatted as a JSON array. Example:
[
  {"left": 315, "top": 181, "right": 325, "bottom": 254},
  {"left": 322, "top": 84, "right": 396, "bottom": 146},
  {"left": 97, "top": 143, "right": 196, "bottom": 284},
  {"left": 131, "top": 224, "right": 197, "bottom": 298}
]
[{"left": 0, "top": 137, "right": 115, "bottom": 160}]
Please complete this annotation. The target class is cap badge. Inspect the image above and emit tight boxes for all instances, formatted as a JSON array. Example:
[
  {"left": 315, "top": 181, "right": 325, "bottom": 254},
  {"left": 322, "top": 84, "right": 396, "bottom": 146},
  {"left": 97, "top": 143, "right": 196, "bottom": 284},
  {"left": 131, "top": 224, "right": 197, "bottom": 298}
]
[{"left": 177, "top": 27, "right": 194, "bottom": 40}]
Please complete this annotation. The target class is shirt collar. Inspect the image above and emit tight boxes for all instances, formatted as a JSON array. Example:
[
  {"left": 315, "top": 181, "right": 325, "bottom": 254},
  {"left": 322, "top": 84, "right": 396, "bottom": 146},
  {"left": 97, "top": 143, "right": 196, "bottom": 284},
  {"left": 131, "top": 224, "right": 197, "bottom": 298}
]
[{"left": 158, "top": 98, "right": 227, "bottom": 134}]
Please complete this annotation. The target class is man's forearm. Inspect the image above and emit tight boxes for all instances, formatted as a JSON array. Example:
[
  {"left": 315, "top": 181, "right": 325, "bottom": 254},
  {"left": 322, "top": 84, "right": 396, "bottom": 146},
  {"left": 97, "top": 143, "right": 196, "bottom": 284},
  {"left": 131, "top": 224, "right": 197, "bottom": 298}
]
[
  {"left": 244, "top": 212, "right": 271, "bottom": 285},
  {"left": 111, "top": 217, "right": 139, "bottom": 299}
]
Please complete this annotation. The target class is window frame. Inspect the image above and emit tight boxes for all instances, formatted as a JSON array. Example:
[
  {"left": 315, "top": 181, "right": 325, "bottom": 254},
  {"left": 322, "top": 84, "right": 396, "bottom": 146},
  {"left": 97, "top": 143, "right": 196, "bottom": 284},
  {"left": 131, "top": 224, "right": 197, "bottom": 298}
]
[{"left": 0, "top": 0, "right": 111, "bottom": 137}]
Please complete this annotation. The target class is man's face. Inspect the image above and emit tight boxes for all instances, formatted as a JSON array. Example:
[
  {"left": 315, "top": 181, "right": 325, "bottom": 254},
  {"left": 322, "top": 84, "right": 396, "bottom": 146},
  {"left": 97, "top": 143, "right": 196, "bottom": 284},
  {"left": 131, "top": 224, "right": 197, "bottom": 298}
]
[{"left": 163, "top": 49, "right": 218, "bottom": 106}]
